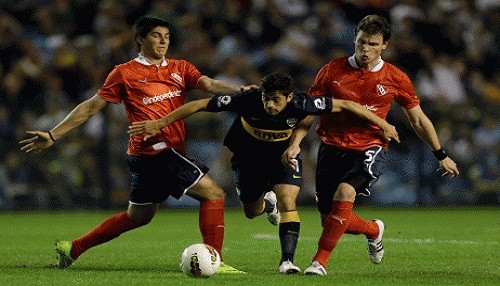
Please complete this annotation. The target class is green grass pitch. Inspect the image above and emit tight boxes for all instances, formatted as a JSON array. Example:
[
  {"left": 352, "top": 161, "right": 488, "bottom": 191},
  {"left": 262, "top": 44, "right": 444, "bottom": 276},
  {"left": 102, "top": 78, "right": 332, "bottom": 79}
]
[{"left": 0, "top": 206, "right": 498, "bottom": 286}]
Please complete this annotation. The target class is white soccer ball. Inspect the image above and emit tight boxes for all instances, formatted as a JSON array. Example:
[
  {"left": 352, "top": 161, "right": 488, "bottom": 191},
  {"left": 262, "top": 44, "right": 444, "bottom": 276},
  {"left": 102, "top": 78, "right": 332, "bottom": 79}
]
[{"left": 179, "top": 243, "right": 221, "bottom": 278}]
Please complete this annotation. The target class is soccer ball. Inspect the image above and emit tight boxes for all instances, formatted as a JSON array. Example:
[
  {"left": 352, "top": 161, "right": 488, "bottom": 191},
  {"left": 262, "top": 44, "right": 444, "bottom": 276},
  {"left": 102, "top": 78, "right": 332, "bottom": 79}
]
[{"left": 179, "top": 243, "right": 221, "bottom": 278}]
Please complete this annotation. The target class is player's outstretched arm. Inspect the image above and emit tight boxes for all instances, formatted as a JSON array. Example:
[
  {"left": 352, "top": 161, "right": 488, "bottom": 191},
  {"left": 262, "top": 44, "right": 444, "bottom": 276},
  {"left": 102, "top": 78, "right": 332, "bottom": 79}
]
[
  {"left": 19, "top": 95, "right": 107, "bottom": 153},
  {"left": 403, "top": 105, "right": 459, "bottom": 177},
  {"left": 333, "top": 99, "right": 400, "bottom": 143},
  {"left": 129, "top": 98, "right": 210, "bottom": 141}
]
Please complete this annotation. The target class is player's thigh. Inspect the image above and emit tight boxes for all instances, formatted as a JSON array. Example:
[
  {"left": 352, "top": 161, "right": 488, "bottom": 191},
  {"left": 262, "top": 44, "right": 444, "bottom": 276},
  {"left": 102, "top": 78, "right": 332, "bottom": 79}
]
[
  {"left": 187, "top": 174, "right": 225, "bottom": 201},
  {"left": 231, "top": 157, "right": 270, "bottom": 204}
]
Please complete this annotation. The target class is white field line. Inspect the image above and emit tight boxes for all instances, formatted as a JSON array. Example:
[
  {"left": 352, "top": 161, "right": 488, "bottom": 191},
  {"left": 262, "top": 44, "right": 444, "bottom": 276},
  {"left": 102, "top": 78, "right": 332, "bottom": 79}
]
[{"left": 252, "top": 233, "right": 499, "bottom": 246}]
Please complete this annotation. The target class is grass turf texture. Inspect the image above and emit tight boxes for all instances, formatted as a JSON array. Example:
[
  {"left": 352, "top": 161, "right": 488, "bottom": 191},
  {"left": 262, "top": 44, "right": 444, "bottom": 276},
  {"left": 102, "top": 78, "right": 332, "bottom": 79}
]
[{"left": 0, "top": 206, "right": 498, "bottom": 286}]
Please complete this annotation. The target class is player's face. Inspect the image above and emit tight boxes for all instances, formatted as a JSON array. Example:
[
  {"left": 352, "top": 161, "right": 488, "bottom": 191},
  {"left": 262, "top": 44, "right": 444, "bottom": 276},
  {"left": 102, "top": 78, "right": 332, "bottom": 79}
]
[
  {"left": 138, "top": 26, "right": 170, "bottom": 63},
  {"left": 262, "top": 91, "right": 292, "bottom": 115},
  {"left": 354, "top": 31, "right": 387, "bottom": 68}
]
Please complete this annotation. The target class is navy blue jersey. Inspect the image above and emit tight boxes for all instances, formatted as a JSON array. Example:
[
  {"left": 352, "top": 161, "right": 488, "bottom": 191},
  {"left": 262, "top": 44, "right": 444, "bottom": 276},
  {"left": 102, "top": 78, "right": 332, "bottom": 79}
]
[{"left": 206, "top": 89, "right": 333, "bottom": 156}]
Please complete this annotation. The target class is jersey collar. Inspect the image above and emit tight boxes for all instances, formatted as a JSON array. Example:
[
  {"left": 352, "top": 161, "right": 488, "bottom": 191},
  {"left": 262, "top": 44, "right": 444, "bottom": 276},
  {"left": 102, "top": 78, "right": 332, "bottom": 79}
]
[
  {"left": 134, "top": 53, "right": 168, "bottom": 67},
  {"left": 348, "top": 55, "right": 384, "bottom": 72}
]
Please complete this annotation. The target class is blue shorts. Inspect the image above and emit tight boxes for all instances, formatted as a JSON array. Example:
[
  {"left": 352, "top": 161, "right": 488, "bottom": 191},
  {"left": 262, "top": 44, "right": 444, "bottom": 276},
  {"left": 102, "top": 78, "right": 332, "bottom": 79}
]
[
  {"left": 127, "top": 149, "right": 208, "bottom": 204},
  {"left": 315, "top": 143, "right": 387, "bottom": 214},
  {"left": 231, "top": 153, "right": 302, "bottom": 204}
]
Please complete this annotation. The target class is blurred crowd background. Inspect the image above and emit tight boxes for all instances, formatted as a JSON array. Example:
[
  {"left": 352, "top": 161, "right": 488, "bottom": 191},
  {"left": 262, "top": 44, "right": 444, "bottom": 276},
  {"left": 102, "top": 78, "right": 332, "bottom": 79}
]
[{"left": 0, "top": 0, "right": 499, "bottom": 210}]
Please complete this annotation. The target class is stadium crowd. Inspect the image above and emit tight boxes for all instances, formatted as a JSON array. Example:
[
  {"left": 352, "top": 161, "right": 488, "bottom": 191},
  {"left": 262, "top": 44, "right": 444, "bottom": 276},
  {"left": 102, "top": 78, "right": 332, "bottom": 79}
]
[{"left": 0, "top": 0, "right": 499, "bottom": 210}]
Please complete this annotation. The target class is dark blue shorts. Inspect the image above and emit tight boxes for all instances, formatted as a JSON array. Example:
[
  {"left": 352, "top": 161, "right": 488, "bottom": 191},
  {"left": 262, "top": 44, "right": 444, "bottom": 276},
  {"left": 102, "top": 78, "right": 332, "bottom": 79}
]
[
  {"left": 231, "top": 154, "right": 302, "bottom": 204},
  {"left": 315, "top": 142, "right": 387, "bottom": 214},
  {"left": 127, "top": 149, "right": 208, "bottom": 204}
]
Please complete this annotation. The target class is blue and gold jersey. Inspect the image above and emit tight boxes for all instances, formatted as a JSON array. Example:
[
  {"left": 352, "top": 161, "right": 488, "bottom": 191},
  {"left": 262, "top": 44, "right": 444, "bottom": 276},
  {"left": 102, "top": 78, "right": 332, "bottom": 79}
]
[{"left": 206, "top": 89, "right": 333, "bottom": 156}]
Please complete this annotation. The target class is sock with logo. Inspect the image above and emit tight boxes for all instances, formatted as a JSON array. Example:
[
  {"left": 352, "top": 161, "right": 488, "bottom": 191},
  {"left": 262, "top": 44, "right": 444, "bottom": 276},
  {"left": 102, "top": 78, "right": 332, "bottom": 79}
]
[
  {"left": 199, "top": 199, "right": 225, "bottom": 261},
  {"left": 279, "top": 211, "right": 300, "bottom": 263},
  {"left": 344, "top": 212, "right": 379, "bottom": 239},
  {"left": 312, "top": 200, "right": 353, "bottom": 267}
]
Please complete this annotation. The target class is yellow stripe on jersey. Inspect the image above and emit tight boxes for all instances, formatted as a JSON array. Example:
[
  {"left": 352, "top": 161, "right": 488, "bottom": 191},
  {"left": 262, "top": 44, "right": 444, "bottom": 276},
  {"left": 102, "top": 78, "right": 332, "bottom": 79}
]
[{"left": 241, "top": 117, "right": 292, "bottom": 142}]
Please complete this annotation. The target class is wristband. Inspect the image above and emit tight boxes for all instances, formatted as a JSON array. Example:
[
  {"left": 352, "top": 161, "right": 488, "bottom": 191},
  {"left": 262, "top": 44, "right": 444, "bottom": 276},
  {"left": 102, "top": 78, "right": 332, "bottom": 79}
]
[
  {"left": 432, "top": 148, "right": 447, "bottom": 160},
  {"left": 48, "top": 131, "right": 56, "bottom": 142}
]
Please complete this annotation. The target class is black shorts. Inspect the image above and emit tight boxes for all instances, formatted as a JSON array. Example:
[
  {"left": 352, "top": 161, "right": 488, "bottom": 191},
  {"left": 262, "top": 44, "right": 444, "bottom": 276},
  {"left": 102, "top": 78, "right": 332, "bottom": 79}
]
[
  {"left": 316, "top": 142, "right": 387, "bottom": 214},
  {"left": 231, "top": 154, "right": 302, "bottom": 204},
  {"left": 127, "top": 149, "right": 208, "bottom": 204}
]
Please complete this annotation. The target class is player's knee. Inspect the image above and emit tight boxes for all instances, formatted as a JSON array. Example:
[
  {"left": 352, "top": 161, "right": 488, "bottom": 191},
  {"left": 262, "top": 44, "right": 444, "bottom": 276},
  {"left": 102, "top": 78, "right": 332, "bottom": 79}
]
[{"left": 334, "top": 183, "right": 356, "bottom": 201}]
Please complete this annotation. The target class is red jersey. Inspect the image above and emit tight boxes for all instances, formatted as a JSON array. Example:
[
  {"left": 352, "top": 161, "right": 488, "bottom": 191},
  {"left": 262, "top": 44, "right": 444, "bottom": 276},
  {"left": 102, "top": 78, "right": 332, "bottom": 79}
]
[
  {"left": 98, "top": 55, "right": 202, "bottom": 155},
  {"left": 310, "top": 55, "right": 420, "bottom": 151}
]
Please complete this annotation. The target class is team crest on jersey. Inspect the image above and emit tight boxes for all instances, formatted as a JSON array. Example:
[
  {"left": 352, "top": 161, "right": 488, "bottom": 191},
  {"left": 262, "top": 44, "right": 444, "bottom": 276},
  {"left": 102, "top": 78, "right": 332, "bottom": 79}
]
[
  {"left": 171, "top": 73, "right": 182, "bottom": 83},
  {"left": 376, "top": 84, "right": 387, "bottom": 96},
  {"left": 287, "top": 118, "right": 298, "bottom": 127}
]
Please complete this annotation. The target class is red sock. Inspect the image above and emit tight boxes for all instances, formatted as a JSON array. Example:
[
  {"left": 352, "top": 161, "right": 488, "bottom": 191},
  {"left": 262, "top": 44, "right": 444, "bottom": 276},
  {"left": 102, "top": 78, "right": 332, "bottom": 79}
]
[
  {"left": 345, "top": 212, "right": 379, "bottom": 239},
  {"left": 199, "top": 199, "right": 225, "bottom": 261},
  {"left": 71, "top": 212, "right": 138, "bottom": 259},
  {"left": 313, "top": 201, "right": 353, "bottom": 267}
]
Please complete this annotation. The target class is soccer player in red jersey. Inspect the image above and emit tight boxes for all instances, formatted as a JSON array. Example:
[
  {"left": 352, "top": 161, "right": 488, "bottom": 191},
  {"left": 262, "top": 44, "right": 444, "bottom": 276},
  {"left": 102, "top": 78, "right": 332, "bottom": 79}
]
[
  {"left": 282, "top": 15, "right": 460, "bottom": 276},
  {"left": 19, "top": 14, "right": 245, "bottom": 273}
]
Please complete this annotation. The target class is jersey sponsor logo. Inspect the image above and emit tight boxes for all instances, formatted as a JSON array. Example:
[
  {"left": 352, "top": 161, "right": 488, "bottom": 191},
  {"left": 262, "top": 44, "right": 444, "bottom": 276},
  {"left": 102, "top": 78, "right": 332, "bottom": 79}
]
[
  {"left": 241, "top": 117, "right": 292, "bottom": 142},
  {"left": 138, "top": 78, "right": 148, "bottom": 84},
  {"left": 142, "top": 90, "right": 182, "bottom": 105},
  {"left": 332, "top": 80, "right": 340, "bottom": 86},
  {"left": 314, "top": 98, "right": 327, "bottom": 110},
  {"left": 376, "top": 84, "right": 387, "bottom": 96},
  {"left": 171, "top": 73, "right": 182, "bottom": 83},
  {"left": 217, "top": 95, "right": 232, "bottom": 107},
  {"left": 292, "top": 174, "right": 301, "bottom": 179}
]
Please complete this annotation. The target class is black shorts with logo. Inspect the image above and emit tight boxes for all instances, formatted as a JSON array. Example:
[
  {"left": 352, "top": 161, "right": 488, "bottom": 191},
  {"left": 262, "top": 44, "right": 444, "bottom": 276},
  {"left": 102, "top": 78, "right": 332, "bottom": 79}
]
[
  {"left": 231, "top": 153, "right": 302, "bottom": 204},
  {"left": 127, "top": 149, "right": 208, "bottom": 204},
  {"left": 315, "top": 142, "right": 387, "bottom": 214}
]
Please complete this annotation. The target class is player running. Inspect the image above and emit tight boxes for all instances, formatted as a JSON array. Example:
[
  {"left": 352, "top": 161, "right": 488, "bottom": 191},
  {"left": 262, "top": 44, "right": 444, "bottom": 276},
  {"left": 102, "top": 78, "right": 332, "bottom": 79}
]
[
  {"left": 19, "top": 14, "right": 246, "bottom": 273},
  {"left": 282, "top": 15, "right": 460, "bottom": 276}
]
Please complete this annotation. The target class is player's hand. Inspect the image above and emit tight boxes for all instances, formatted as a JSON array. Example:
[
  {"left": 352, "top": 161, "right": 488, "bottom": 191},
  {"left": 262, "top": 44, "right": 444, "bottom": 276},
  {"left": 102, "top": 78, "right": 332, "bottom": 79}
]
[
  {"left": 436, "top": 157, "right": 460, "bottom": 177},
  {"left": 240, "top": 84, "right": 259, "bottom": 92},
  {"left": 129, "top": 120, "right": 160, "bottom": 141},
  {"left": 381, "top": 124, "right": 400, "bottom": 143},
  {"left": 19, "top": 131, "right": 55, "bottom": 153},
  {"left": 282, "top": 145, "right": 301, "bottom": 170}
]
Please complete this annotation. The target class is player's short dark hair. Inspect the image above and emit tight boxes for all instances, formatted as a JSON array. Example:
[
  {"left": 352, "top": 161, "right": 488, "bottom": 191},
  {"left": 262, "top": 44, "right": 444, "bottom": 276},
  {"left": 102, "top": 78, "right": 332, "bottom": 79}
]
[
  {"left": 261, "top": 73, "right": 293, "bottom": 95},
  {"left": 133, "top": 14, "right": 171, "bottom": 40},
  {"left": 355, "top": 14, "right": 391, "bottom": 42}
]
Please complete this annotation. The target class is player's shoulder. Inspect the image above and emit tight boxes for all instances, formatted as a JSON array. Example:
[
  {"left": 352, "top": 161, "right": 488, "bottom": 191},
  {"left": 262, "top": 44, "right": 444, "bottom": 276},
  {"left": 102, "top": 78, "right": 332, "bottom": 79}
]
[
  {"left": 114, "top": 59, "right": 138, "bottom": 70},
  {"left": 166, "top": 58, "right": 191, "bottom": 66},
  {"left": 291, "top": 91, "right": 330, "bottom": 108},
  {"left": 383, "top": 61, "right": 405, "bottom": 73},
  {"left": 382, "top": 61, "right": 411, "bottom": 80},
  {"left": 324, "top": 56, "right": 350, "bottom": 68},
  {"left": 291, "top": 91, "right": 309, "bottom": 101}
]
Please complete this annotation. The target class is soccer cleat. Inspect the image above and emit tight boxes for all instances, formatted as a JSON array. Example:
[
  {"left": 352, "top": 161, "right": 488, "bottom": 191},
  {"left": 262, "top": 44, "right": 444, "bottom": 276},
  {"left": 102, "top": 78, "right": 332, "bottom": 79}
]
[
  {"left": 304, "top": 261, "right": 327, "bottom": 276},
  {"left": 55, "top": 240, "right": 74, "bottom": 269},
  {"left": 279, "top": 260, "right": 300, "bottom": 274},
  {"left": 217, "top": 262, "right": 247, "bottom": 274},
  {"left": 264, "top": 191, "right": 280, "bottom": 226},
  {"left": 367, "top": 219, "right": 385, "bottom": 264}
]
